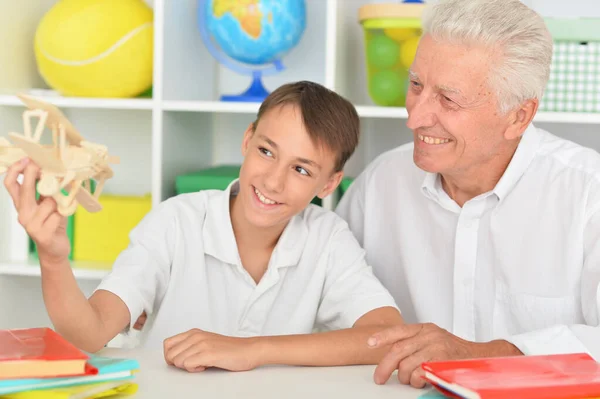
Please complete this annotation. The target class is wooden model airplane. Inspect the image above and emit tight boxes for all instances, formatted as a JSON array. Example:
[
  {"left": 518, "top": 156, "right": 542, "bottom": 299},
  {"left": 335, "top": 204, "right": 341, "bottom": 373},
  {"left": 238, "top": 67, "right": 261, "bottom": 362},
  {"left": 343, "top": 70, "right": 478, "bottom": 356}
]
[{"left": 0, "top": 94, "right": 119, "bottom": 216}]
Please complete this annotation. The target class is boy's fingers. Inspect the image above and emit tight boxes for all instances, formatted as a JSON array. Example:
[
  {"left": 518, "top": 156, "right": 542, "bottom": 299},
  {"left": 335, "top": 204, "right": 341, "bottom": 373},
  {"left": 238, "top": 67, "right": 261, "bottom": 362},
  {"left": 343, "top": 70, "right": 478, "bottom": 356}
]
[
  {"left": 29, "top": 197, "right": 58, "bottom": 228},
  {"left": 3, "top": 158, "right": 29, "bottom": 208},
  {"left": 19, "top": 163, "right": 40, "bottom": 211},
  {"left": 26, "top": 198, "right": 58, "bottom": 238}
]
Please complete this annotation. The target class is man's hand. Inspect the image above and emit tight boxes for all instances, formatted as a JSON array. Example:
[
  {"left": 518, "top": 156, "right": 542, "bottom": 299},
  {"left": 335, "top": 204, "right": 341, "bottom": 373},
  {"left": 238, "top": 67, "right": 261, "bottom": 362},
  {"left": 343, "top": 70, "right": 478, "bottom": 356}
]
[
  {"left": 367, "top": 323, "right": 523, "bottom": 388},
  {"left": 133, "top": 311, "right": 147, "bottom": 330},
  {"left": 163, "top": 329, "right": 261, "bottom": 372}
]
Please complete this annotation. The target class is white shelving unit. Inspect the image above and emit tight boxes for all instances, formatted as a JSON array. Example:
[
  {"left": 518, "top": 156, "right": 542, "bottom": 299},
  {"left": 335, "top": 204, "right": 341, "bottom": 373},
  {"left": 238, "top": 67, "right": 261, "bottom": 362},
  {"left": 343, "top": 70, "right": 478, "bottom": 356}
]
[{"left": 1, "top": 0, "right": 599, "bottom": 342}]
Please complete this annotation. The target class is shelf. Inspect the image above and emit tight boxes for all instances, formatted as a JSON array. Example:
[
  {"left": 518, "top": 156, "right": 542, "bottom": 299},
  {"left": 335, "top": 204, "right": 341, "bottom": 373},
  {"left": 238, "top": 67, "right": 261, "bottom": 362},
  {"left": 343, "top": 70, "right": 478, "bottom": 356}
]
[
  {"left": 0, "top": 260, "right": 110, "bottom": 280},
  {"left": 355, "top": 105, "right": 409, "bottom": 119},
  {"left": 0, "top": 95, "right": 154, "bottom": 110},
  {"left": 162, "top": 100, "right": 260, "bottom": 114},
  {"left": 0, "top": 94, "right": 596, "bottom": 124},
  {"left": 533, "top": 112, "right": 600, "bottom": 125},
  {"left": 355, "top": 105, "right": 600, "bottom": 124}
]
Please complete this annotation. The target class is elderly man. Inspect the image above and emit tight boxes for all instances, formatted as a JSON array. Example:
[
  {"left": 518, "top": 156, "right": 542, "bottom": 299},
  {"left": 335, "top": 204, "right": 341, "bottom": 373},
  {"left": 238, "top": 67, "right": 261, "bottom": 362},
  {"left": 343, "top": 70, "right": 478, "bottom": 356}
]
[{"left": 336, "top": 0, "right": 600, "bottom": 389}]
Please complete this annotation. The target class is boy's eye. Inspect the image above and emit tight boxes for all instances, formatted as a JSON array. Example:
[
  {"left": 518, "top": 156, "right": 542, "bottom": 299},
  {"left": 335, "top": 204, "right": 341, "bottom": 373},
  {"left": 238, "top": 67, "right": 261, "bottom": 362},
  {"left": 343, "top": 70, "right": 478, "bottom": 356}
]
[
  {"left": 295, "top": 166, "right": 309, "bottom": 176},
  {"left": 259, "top": 147, "right": 273, "bottom": 157}
]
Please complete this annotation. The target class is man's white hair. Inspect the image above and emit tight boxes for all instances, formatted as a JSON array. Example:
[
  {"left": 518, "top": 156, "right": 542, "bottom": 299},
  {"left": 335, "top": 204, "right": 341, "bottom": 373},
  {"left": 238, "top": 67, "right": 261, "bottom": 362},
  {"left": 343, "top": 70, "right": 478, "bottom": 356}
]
[{"left": 422, "top": 0, "right": 554, "bottom": 113}]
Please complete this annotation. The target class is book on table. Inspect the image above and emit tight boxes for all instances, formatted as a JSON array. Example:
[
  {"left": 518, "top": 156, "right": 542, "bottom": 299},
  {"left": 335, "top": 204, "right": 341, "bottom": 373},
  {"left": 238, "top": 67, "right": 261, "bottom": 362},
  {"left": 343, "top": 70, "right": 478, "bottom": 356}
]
[{"left": 422, "top": 352, "right": 600, "bottom": 399}]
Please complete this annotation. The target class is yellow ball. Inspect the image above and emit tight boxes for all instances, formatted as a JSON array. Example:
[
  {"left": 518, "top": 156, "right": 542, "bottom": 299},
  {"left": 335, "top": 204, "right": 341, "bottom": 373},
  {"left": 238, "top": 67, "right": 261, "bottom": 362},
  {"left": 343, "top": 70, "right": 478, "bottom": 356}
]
[
  {"left": 384, "top": 28, "right": 419, "bottom": 42},
  {"left": 400, "top": 36, "right": 421, "bottom": 69},
  {"left": 34, "top": 0, "right": 153, "bottom": 98}
]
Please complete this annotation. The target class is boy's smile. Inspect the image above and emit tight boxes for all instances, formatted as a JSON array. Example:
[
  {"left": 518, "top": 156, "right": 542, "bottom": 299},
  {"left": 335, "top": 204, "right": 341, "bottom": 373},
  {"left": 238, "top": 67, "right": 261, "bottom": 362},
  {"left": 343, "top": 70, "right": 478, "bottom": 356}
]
[{"left": 252, "top": 185, "right": 282, "bottom": 207}]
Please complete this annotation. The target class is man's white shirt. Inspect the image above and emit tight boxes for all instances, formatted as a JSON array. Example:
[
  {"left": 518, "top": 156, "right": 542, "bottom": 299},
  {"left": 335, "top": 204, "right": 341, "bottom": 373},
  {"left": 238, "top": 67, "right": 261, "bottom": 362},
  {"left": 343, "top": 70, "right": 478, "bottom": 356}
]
[
  {"left": 95, "top": 180, "right": 398, "bottom": 349},
  {"left": 336, "top": 123, "right": 600, "bottom": 359}
]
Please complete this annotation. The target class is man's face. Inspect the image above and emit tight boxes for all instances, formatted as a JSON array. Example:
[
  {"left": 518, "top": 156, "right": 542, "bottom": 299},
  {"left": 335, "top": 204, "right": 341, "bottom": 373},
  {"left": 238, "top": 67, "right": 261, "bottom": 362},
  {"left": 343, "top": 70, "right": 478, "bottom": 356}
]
[
  {"left": 237, "top": 104, "right": 342, "bottom": 230},
  {"left": 405, "top": 34, "right": 515, "bottom": 177}
]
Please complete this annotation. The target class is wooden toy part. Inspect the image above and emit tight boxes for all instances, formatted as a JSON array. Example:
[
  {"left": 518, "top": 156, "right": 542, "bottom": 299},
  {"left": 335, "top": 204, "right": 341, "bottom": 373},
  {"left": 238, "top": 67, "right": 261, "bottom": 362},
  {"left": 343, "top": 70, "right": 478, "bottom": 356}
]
[
  {"left": 0, "top": 137, "right": 27, "bottom": 174},
  {"left": 17, "top": 94, "right": 84, "bottom": 145},
  {"left": 0, "top": 94, "right": 118, "bottom": 215},
  {"left": 9, "top": 133, "right": 67, "bottom": 174}
]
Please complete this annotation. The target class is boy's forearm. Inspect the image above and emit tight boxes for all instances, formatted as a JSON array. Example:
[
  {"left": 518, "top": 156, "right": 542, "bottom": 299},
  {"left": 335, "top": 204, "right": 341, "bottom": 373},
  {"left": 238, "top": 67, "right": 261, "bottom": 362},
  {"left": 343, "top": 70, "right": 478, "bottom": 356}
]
[
  {"left": 40, "top": 258, "right": 108, "bottom": 352},
  {"left": 254, "top": 326, "right": 393, "bottom": 367}
]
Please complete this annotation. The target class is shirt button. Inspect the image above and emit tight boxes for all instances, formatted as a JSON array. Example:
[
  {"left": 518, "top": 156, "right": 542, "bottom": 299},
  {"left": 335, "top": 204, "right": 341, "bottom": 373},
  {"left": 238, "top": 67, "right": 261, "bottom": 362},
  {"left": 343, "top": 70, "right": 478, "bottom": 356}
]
[{"left": 463, "top": 220, "right": 473, "bottom": 228}]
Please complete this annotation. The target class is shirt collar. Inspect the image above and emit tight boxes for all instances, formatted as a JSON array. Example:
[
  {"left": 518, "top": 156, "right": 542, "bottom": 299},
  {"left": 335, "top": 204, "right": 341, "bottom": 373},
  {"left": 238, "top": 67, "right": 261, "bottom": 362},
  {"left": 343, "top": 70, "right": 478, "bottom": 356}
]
[
  {"left": 492, "top": 123, "right": 541, "bottom": 202},
  {"left": 202, "top": 179, "right": 308, "bottom": 269},
  {"left": 421, "top": 123, "right": 541, "bottom": 206}
]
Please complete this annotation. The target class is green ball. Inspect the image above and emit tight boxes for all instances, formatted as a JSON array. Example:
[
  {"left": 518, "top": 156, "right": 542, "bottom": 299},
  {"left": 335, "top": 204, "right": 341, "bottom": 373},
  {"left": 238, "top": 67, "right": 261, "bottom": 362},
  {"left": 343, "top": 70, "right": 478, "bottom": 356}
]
[
  {"left": 367, "top": 34, "right": 400, "bottom": 69},
  {"left": 369, "top": 69, "right": 408, "bottom": 106}
]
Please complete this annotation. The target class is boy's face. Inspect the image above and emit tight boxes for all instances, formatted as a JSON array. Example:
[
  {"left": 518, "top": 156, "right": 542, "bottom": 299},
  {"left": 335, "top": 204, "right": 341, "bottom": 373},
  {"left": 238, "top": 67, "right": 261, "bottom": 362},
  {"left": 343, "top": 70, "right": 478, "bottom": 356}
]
[{"left": 237, "top": 104, "right": 343, "bottom": 230}]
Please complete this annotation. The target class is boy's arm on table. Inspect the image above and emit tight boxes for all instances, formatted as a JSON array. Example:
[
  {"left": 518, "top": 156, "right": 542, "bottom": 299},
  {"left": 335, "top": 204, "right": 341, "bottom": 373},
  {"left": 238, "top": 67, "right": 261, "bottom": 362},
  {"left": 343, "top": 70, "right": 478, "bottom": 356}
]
[
  {"left": 256, "top": 306, "right": 404, "bottom": 366},
  {"left": 163, "top": 307, "right": 403, "bottom": 371}
]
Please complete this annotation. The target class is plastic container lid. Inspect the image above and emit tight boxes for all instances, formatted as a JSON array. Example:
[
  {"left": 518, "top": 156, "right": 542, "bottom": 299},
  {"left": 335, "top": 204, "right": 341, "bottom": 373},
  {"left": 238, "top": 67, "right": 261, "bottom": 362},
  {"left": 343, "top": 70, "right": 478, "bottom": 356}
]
[{"left": 358, "top": 3, "right": 426, "bottom": 28}]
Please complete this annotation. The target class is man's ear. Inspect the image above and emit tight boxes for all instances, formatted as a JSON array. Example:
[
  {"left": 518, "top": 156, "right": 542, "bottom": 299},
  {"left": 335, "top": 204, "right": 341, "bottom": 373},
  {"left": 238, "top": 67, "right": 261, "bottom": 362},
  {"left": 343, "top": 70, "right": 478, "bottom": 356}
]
[
  {"left": 504, "top": 98, "right": 538, "bottom": 140},
  {"left": 317, "top": 171, "right": 344, "bottom": 199},
  {"left": 241, "top": 123, "right": 255, "bottom": 156}
]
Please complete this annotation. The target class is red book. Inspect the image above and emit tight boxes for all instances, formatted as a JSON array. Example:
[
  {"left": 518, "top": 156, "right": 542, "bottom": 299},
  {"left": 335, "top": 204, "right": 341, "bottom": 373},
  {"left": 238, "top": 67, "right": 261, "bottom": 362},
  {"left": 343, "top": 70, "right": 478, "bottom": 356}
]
[
  {"left": 422, "top": 353, "right": 600, "bottom": 399},
  {"left": 0, "top": 327, "right": 98, "bottom": 379}
]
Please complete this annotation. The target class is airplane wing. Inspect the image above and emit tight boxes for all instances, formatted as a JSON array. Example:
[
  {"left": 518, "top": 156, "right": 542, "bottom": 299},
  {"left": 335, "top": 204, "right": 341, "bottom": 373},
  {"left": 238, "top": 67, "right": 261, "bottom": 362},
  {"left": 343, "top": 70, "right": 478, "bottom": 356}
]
[
  {"left": 17, "top": 94, "right": 85, "bottom": 146},
  {"left": 9, "top": 133, "right": 66, "bottom": 174}
]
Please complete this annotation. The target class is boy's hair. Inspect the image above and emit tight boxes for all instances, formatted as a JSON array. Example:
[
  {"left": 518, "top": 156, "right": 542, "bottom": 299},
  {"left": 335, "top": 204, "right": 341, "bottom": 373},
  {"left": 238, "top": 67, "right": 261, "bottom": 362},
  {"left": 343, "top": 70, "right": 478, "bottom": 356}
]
[{"left": 252, "top": 81, "right": 359, "bottom": 173}]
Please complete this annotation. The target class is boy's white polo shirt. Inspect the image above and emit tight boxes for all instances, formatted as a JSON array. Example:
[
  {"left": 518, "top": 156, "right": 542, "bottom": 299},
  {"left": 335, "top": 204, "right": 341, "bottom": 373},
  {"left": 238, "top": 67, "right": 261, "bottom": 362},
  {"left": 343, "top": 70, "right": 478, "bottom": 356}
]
[{"left": 94, "top": 180, "right": 398, "bottom": 349}]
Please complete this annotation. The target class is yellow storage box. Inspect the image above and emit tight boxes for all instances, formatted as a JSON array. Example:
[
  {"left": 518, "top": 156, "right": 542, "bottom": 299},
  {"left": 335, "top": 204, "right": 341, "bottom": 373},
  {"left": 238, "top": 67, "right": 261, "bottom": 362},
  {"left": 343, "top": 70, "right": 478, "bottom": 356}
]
[{"left": 73, "top": 194, "right": 152, "bottom": 264}]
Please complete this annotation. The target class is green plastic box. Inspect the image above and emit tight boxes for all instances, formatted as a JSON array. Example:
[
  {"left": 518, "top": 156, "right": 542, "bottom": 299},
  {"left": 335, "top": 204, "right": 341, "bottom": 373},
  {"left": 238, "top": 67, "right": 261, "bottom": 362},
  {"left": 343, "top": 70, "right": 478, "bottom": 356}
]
[
  {"left": 176, "top": 165, "right": 241, "bottom": 194},
  {"left": 338, "top": 177, "right": 354, "bottom": 199},
  {"left": 540, "top": 18, "right": 600, "bottom": 113}
]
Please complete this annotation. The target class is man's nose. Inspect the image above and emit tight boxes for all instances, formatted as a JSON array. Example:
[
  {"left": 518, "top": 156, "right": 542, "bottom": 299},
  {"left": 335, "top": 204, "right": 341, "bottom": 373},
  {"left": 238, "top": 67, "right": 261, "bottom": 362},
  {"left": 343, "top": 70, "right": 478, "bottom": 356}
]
[{"left": 406, "top": 93, "right": 437, "bottom": 130}]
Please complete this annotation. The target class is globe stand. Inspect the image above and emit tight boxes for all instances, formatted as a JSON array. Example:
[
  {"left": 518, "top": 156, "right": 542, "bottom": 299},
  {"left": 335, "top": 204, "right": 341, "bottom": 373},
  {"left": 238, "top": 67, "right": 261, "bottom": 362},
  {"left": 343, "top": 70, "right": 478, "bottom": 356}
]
[
  {"left": 221, "top": 71, "right": 270, "bottom": 102},
  {"left": 198, "top": 0, "right": 305, "bottom": 103}
]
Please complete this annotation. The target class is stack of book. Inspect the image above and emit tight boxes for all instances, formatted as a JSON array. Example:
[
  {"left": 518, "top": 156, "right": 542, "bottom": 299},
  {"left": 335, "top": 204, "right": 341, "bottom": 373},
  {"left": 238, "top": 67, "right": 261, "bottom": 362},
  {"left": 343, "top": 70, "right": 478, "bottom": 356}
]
[{"left": 0, "top": 327, "right": 139, "bottom": 398}]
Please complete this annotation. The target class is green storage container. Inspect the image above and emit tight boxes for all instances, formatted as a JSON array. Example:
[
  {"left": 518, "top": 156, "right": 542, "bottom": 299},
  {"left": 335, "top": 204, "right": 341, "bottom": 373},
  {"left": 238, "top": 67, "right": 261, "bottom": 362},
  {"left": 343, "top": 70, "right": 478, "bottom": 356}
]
[
  {"left": 176, "top": 165, "right": 241, "bottom": 194},
  {"left": 358, "top": 3, "right": 425, "bottom": 107},
  {"left": 541, "top": 18, "right": 600, "bottom": 113},
  {"left": 338, "top": 177, "right": 354, "bottom": 200}
]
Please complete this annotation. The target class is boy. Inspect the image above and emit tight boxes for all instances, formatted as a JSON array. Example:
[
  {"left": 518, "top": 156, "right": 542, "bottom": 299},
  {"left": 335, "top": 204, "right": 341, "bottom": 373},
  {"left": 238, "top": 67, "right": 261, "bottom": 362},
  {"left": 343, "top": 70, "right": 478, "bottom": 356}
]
[{"left": 4, "top": 81, "right": 403, "bottom": 373}]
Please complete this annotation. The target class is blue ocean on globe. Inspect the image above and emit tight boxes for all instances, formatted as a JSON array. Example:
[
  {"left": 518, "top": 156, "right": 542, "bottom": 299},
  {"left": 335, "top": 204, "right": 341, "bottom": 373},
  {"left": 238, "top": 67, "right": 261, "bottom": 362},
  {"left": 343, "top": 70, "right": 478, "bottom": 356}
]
[{"left": 203, "top": 0, "right": 306, "bottom": 66}]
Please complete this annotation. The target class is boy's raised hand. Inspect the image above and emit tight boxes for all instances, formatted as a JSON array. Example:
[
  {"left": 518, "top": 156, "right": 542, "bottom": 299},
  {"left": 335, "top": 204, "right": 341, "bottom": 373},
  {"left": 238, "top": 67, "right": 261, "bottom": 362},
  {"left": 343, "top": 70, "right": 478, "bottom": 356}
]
[
  {"left": 4, "top": 158, "right": 71, "bottom": 265},
  {"left": 163, "top": 329, "right": 261, "bottom": 372}
]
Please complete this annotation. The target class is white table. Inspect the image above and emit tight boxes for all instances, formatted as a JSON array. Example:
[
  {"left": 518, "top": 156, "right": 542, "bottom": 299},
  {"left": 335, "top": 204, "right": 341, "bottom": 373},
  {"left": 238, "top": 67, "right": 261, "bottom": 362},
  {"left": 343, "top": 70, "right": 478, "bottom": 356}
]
[{"left": 98, "top": 348, "right": 441, "bottom": 399}]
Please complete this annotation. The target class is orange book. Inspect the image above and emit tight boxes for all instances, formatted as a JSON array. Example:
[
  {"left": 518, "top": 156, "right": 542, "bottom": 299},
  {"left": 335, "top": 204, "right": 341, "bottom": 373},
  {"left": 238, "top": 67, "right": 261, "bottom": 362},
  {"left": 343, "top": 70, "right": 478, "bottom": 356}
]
[
  {"left": 0, "top": 328, "right": 97, "bottom": 380},
  {"left": 422, "top": 352, "right": 600, "bottom": 399}
]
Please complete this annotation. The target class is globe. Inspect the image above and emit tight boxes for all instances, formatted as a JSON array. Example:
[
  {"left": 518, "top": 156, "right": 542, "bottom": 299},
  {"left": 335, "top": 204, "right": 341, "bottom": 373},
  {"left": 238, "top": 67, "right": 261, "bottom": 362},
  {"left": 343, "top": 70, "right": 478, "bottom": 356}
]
[{"left": 198, "top": 0, "right": 306, "bottom": 102}]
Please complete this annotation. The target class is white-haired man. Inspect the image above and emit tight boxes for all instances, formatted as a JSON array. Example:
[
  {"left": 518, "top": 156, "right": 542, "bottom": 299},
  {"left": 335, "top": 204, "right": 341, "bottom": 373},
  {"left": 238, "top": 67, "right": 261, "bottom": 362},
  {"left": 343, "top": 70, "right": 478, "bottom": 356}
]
[{"left": 336, "top": 0, "right": 600, "bottom": 389}]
